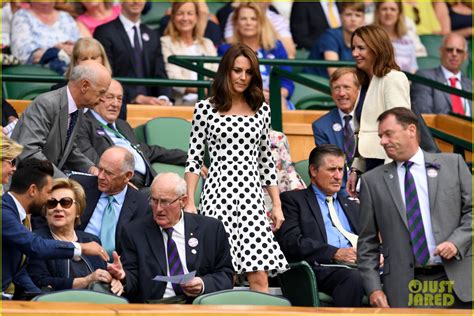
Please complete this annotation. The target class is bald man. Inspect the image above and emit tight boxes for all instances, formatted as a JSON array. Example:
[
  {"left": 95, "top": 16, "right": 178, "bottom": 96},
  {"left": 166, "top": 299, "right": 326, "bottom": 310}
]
[{"left": 12, "top": 61, "right": 111, "bottom": 177}]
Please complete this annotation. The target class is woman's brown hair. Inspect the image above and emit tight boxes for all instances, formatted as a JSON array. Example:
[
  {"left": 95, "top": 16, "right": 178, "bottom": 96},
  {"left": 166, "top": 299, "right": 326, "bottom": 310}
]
[
  {"left": 351, "top": 25, "right": 400, "bottom": 86},
  {"left": 210, "top": 43, "right": 264, "bottom": 113},
  {"left": 164, "top": 2, "right": 205, "bottom": 44}
]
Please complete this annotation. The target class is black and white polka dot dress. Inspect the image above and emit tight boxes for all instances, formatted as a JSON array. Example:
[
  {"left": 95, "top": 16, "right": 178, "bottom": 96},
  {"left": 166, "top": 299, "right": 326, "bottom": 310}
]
[{"left": 185, "top": 99, "right": 289, "bottom": 275}]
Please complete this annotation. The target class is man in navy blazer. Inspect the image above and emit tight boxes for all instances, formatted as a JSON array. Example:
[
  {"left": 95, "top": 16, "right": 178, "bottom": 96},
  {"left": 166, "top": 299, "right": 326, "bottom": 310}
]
[
  {"left": 312, "top": 68, "right": 360, "bottom": 194},
  {"left": 71, "top": 147, "right": 149, "bottom": 256},
  {"left": 276, "top": 145, "right": 365, "bottom": 307},
  {"left": 94, "top": 0, "right": 172, "bottom": 114},
  {"left": 2, "top": 159, "right": 107, "bottom": 298},
  {"left": 107, "top": 173, "right": 234, "bottom": 303}
]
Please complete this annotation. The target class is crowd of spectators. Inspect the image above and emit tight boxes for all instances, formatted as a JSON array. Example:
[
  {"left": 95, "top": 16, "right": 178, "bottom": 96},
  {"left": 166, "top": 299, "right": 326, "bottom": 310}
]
[{"left": 1, "top": 0, "right": 472, "bottom": 309}]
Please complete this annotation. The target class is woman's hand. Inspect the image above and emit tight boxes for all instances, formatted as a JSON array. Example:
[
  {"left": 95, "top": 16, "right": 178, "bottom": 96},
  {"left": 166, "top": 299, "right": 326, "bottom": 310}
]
[
  {"left": 88, "top": 269, "right": 112, "bottom": 284},
  {"left": 270, "top": 204, "right": 285, "bottom": 232},
  {"left": 110, "top": 278, "right": 124, "bottom": 296}
]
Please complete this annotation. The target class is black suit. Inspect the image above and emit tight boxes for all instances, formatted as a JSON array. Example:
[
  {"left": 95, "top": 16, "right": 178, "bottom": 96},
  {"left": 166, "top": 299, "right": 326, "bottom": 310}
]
[
  {"left": 94, "top": 17, "right": 172, "bottom": 106},
  {"left": 290, "top": 2, "right": 343, "bottom": 50},
  {"left": 71, "top": 175, "right": 149, "bottom": 254},
  {"left": 276, "top": 186, "right": 364, "bottom": 307},
  {"left": 76, "top": 110, "right": 187, "bottom": 187},
  {"left": 120, "top": 212, "right": 234, "bottom": 303}
]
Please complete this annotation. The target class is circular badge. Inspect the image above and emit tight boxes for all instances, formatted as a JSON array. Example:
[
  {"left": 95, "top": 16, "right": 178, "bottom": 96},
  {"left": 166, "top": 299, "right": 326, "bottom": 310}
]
[
  {"left": 191, "top": 249, "right": 197, "bottom": 255},
  {"left": 332, "top": 123, "right": 342, "bottom": 132},
  {"left": 142, "top": 32, "right": 150, "bottom": 42},
  {"left": 427, "top": 168, "right": 438, "bottom": 178},
  {"left": 188, "top": 237, "right": 199, "bottom": 248}
]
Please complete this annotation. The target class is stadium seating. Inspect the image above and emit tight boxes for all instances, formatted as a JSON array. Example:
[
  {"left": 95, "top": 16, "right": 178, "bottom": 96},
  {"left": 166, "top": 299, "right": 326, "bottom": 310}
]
[
  {"left": 2, "top": 65, "right": 56, "bottom": 100},
  {"left": 193, "top": 289, "right": 291, "bottom": 306},
  {"left": 32, "top": 289, "right": 128, "bottom": 304}
]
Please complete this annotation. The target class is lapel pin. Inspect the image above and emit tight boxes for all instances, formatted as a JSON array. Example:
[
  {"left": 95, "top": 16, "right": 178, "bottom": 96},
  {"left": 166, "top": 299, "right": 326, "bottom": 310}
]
[
  {"left": 142, "top": 32, "right": 150, "bottom": 42},
  {"left": 96, "top": 129, "right": 105, "bottom": 136},
  {"left": 191, "top": 249, "right": 197, "bottom": 255},
  {"left": 427, "top": 168, "right": 438, "bottom": 178},
  {"left": 389, "top": 174, "right": 394, "bottom": 179},
  {"left": 188, "top": 237, "right": 198, "bottom": 248},
  {"left": 332, "top": 123, "right": 342, "bottom": 132}
]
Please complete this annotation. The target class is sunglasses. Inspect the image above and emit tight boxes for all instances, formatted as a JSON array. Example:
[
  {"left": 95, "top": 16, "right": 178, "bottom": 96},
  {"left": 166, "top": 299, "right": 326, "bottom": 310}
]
[
  {"left": 46, "top": 197, "right": 76, "bottom": 209},
  {"left": 445, "top": 47, "right": 465, "bottom": 54},
  {"left": 3, "top": 158, "right": 16, "bottom": 167}
]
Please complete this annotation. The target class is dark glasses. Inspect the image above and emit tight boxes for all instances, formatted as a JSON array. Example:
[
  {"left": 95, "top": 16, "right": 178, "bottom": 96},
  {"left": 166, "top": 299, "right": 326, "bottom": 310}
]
[
  {"left": 3, "top": 158, "right": 16, "bottom": 167},
  {"left": 46, "top": 197, "right": 76, "bottom": 209},
  {"left": 445, "top": 47, "right": 465, "bottom": 54}
]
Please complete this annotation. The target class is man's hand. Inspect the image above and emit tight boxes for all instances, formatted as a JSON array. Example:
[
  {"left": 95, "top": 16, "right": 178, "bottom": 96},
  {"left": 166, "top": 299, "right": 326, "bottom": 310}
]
[
  {"left": 434, "top": 241, "right": 459, "bottom": 260},
  {"left": 346, "top": 171, "right": 359, "bottom": 198},
  {"left": 80, "top": 242, "right": 109, "bottom": 261},
  {"left": 111, "top": 278, "right": 124, "bottom": 296},
  {"left": 89, "top": 166, "right": 100, "bottom": 176},
  {"left": 87, "top": 268, "right": 112, "bottom": 284},
  {"left": 181, "top": 277, "right": 204, "bottom": 297},
  {"left": 333, "top": 247, "right": 357, "bottom": 264},
  {"left": 369, "top": 290, "right": 390, "bottom": 307},
  {"left": 107, "top": 251, "right": 126, "bottom": 280},
  {"left": 134, "top": 95, "right": 172, "bottom": 106}
]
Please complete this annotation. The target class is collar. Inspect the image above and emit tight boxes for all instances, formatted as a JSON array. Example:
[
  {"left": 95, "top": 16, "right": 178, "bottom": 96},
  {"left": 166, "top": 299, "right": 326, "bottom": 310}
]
[
  {"left": 119, "top": 14, "right": 141, "bottom": 32},
  {"left": 100, "top": 185, "right": 128, "bottom": 205},
  {"left": 66, "top": 86, "right": 79, "bottom": 115},
  {"left": 160, "top": 210, "right": 185, "bottom": 236},
  {"left": 8, "top": 192, "right": 27, "bottom": 221},
  {"left": 396, "top": 147, "right": 424, "bottom": 170},
  {"left": 337, "top": 108, "right": 355, "bottom": 123},
  {"left": 440, "top": 65, "right": 462, "bottom": 81},
  {"left": 311, "top": 183, "right": 337, "bottom": 202},
  {"left": 91, "top": 110, "right": 115, "bottom": 128}
]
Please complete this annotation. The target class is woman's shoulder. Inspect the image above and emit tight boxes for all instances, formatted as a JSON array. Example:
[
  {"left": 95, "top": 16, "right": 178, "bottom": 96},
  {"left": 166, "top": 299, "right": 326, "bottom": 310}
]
[
  {"left": 385, "top": 69, "right": 409, "bottom": 81},
  {"left": 76, "top": 230, "right": 101, "bottom": 243},
  {"left": 58, "top": 10, "right": 76, "bottom": 23},
  {"left": 12, "top": 8, "right": 31, "bottom": 21}
]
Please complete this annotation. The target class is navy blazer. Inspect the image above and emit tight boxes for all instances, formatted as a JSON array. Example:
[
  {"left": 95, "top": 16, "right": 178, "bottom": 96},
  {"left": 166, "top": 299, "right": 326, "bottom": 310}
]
[
  {"left": 276, "top": 186, "right": 360, "bottom": 265},
  {"left": 27, "top": 228, "right": 106, "bottom": 290},
  {"left": 1, "top": 193, "right": 75, "bottom": 292},
  {"left": 121, "top": 212, "right": 234, "bottom": 303},
  {"left": 71, "top": 175, "right": 149, "bottom": 254}
]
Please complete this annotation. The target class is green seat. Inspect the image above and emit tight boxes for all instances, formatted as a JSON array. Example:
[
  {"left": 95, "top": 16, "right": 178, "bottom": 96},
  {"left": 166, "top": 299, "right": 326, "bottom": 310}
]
[
  {"left": 278, "top": 261, "right": 333, "bottom": 307},
  {"left": 416, "top": 56, "right": 440, "bottom": 70},
  {"left": 193, "top": 289, "right": 291, "bottom": 306},
  {"left": 291, "top": 74, "right": 334, "bottom": 110},
  {"left": 2, "top": 65, "right": 57, "bottom": 100},
  {"left": 32, "top": 289, "right": 128, "bottom": 304},
  {"left": 294, "top": 159, "right": 310, "bottom": 186},
  {"left": 134, "top": 124, "right": 146, "bottom": 143},
  {"left": 420, "top": 34, "right": 443, "bottom": 58},
  {"left": 141, "top": 1, "right": 171, "bottom": 30},
  {"left": 293, "top": 48, "right": 310, "bottom": 72},
  {"left": 145, "top": 117, "right": 191, "bottom": 152}
]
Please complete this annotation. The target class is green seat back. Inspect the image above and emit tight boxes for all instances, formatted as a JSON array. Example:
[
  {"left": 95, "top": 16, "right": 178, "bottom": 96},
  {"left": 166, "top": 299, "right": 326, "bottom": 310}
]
[
  {"left": 291, "top": 74, "right": 334, "bottom": 110},
  {"left": 416, "top": 56, "right": 440, "bottom": 70},
  {"left": 193, "top": 289, "right": 291, "bottom": 306},
  {"left": 32, "top": 289, "right": 128, "bottom": 304},
  {"left": 294, "top": 159, "right": 310, "bottom": 186},
  {"left": 2, "top": 65, "right": 57, "bottom": 100},
  {"left": 145, "top": 117, "right": 191, "bottom": 152},
  {"left": 420, "top": 34, "right": 443, "bottom": 58},
  {"left": 134, "top": 124, "right": 146, "bottom": 143},
  {"left": 141, "top": 1, "right": 171, "bottom": 30}
]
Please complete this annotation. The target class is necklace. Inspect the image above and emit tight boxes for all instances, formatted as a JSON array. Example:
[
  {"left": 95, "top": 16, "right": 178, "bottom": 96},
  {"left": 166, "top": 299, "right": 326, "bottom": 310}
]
[{"left": 50, "top": 230, "right": 78, "bottom": 242}]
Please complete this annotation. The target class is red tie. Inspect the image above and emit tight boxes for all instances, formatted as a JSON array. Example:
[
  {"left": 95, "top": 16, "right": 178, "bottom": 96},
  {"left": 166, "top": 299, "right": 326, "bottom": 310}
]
[{"left": 449, "top": 77, "right": 464, "bottom": 115}]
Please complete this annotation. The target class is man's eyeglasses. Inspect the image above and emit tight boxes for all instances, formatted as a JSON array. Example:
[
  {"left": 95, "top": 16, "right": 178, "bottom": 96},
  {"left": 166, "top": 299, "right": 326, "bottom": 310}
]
[
  {"left": 445, "top": 47, "right": 466, "bottom": 54},
  {"left": 3, "top": 158, "right": 16, "bottom": 167},
  {"left": 46, "top": 197, "right": 76, "bottom": 209},
  {"left": 149, "top": 195, "right": 183, "bottom": 207}
]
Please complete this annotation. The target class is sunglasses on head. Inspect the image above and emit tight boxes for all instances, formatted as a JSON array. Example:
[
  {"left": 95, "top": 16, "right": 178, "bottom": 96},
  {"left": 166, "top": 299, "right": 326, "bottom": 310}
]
[
  {"left": 46, "top": 197, "right": 76, "bottom": 209},
  {"left": 3, "top": 158, "right": 16, "bottom": 167}
]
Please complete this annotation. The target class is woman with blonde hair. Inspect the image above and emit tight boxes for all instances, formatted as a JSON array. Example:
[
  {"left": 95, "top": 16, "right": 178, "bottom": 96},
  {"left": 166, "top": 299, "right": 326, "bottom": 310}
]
[
  {"left": 161, "top": 2, "right": 218, "bottom": 105},
  {"left": 218, "top": 3, "right": 294, "bottom": 110},
  {"left": 1, "top": 135, "right": 23, "bottom": 192}
]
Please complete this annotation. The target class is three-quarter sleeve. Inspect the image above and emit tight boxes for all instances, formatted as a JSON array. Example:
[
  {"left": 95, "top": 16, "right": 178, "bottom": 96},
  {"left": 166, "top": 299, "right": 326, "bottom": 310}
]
[
  {"left": 258, "top": 103, "right": 278, "bottom": 187},
  {"left": 185, "top": 100, "right": 208, "bottom": 174}
]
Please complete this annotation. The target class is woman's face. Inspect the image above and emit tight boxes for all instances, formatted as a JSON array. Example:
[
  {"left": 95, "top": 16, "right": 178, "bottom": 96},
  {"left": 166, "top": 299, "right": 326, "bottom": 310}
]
[
  {"left": 173, "top": 3, "right": 198, "bottom": 34},
  {"left": 2, "top": 158, "right": 16, "bottom": 185},
  {"left": 229, "top": 55, "right": 253, "bottom": 95},
  {"left": 341, "top": 8, "right": 365, "bottom": 34},
  {"left": 77, "top": 50, "right": 103, "bottom": 65},
  {"left": 235, "top": 7, "right": 259, "bottom": 39},
  {"left": 378, "top": 2, "right": 400, "bottom": 29},
  {"left": 46, "top": 188, "right": 78, "bottom": 231},
  {"left": 31, "top": 2, "right": 55, "bottom": 11},
  {"left": 352, "top": 35, "right": 376, "bottom": 75}
]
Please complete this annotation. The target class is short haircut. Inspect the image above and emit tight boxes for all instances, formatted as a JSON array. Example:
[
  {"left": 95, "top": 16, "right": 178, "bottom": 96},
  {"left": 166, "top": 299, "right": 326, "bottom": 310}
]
[
  {"left": 308, "top": 144, "right": 345, "bottom": 175},
  {"left": 341, "top": 1, "right": 365, "bottom": 13},
  {"left": 103, "top": 146, "right": 135, "bottom": 173},
  {"left": 70, "top": 62, "right": 99, "bottom": 85},
  {"left": 329, "top": 67, "right": 360, "bottom": 88},
  {"left": 1, "top": 135, "right": 23, "bottom": 160},
  {"left": 9, "top": 158, "right": 54, "bottom": 194},
  {"left": 152, "top": 172, "right": 187, "bottom": 197},
  {"left": 441, "top": 33, "right": 468, "bottom": 52},
  {"left": 377, "top": 107, "right": 420, "bottom": 139},
  {"left": 49, "top": 178, "right": 86, "bottom": 227},
  {"left": 210, "top": 43, "right": 265, "bottom": 113}
]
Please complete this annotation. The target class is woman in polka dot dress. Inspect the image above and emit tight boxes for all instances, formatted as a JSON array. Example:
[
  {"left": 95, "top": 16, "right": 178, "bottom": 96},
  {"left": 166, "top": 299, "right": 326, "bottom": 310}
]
[{"left": 184, "top": 43, "right": 289, "bottom": 292}]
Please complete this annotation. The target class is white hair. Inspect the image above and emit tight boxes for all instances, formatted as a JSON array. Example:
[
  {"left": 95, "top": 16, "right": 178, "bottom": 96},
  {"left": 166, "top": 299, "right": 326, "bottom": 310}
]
[
  {"left": 152, "top": 172, "right": 187, "bottom": 197},
  {"left": 70, "top": 63, "right": 99, "bottom": 84}
]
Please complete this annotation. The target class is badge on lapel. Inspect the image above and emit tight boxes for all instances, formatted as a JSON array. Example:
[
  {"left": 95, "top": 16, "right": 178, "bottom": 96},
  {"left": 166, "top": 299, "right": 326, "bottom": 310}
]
[
  {"left": 188, "top": 237, "right": 198, "bottom": 248},
  {"left": 142, "top": 32, "right": 150, "bottom": 42},
  {"left": 425, "top": 162, "right": 440, "bottom": 178},
  {"left": 96, "top": 128, "right": 106, "bottom": 136},
  {"left": 332, "top": 123, "right": 342, "bottom": 132}
]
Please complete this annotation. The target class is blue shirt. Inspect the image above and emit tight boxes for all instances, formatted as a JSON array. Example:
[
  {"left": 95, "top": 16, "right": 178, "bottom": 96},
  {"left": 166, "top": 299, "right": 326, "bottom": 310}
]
[
  {"left": 311, "top": 184, "right": 353, "bottom": 248},
  {"left": 85, "top": 186, "right": 128, "bottom": 237}
]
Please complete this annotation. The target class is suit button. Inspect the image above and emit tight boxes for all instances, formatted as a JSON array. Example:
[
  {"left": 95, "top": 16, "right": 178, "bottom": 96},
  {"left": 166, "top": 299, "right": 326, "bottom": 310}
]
[{"left": 409, "top": 263, "right": 414, "bottom": 268}]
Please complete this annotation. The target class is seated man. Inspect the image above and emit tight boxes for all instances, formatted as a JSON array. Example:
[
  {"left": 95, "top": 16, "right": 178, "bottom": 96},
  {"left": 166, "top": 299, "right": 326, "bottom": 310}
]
[
  {"left": 276, "top": 144, "right": 365, "bottom": 307},
  {"left": 312, "top": 68, "right": 360, "bottom": 194},
  {"left": 72, "top": 146, "right": 149, "bottom": 257},
  {"left": 107, "top": 172, "right": 234, "bottom": 303},
  {"left": 76, "top": 79, "right": 188, "bottom": 189},
  {"left": 411, "top": 33, "right": 471, "bottom": 116}
]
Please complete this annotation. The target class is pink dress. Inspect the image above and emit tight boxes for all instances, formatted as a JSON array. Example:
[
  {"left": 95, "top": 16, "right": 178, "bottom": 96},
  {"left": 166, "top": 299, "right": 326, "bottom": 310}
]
[{"left": 77, "top": 5, "right": 121, "bottom": 35}]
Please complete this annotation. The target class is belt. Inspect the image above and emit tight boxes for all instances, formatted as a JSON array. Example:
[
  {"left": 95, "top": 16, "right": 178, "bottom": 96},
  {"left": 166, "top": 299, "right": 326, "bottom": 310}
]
[{"left": 414, "top": 265, "right": 445, "bottom": 276}]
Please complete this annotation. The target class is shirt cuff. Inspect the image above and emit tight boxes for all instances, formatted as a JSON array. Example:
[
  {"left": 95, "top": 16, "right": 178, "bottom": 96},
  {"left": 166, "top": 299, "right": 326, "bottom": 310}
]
[
  {"left": 72, "top": 242, "right": 82, "bottom": 259},
  {"left": 157, "top": 95, "right": 170, "bottom": 102}
]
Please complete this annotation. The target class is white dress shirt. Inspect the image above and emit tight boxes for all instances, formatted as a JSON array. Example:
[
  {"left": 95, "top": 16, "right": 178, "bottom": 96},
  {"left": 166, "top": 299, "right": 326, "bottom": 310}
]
[{"left": 119, "top": 14, "right": 142, "bottom": 48}]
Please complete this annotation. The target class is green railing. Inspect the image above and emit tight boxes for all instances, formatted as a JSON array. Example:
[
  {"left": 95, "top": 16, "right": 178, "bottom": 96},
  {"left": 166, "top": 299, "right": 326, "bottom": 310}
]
[{"left": 428, "top": 127, "right": 472, "bottom": 159}]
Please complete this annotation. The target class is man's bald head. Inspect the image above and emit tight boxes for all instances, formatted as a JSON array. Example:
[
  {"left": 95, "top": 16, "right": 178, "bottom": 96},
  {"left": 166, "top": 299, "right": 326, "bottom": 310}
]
[{"left": 69, "top": 61, "right": 112, "bottom": 109}]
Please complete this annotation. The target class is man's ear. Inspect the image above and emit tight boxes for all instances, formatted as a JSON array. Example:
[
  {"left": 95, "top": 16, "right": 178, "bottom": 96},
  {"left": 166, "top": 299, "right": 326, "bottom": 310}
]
[
  {"left": 125, "top": 171, "right": 134, "bottom": 182},
  {"left": 81, "top": 79, "right": 91, "bottom": 93},
  {"left": 28, "top": 184, "right": 38, "bottom": 198},
  {"left": 180, "top": 195, "right": 188, "bottom": 208},
  {"left": 309, "top": 164, "right": 317, "bottom": 179}
]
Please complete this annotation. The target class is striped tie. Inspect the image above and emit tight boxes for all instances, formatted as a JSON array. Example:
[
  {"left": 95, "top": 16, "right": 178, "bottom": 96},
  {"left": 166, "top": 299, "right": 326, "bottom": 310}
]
[
  {"left": 165, "top": 228, "right": 184, "bottom": 295},
  {"left": 404, "top": 161, "right": 429, "bottom": 266},
  {"left": 343, "top": 115, "right": 355, "bottom": 164}
]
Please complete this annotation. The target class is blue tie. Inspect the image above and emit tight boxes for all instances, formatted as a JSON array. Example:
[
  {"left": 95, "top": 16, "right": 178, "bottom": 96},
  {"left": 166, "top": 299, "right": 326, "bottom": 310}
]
[
  {"left": 100, "top": 195, "right": 116, "bottom": 259},
  {"left": 66, "top": 110, "right": 79, "bottom": 145}
]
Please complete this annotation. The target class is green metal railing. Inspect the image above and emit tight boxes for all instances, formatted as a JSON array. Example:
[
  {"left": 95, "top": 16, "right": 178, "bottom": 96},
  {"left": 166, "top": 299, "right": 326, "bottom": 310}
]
[{"left": 428, "top": 127, "right": 472, "bottom": 159}]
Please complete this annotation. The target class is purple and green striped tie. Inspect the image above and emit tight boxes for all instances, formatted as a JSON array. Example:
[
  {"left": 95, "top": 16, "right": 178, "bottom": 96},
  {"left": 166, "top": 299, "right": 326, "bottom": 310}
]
[
  {"left": 343, "top": 115, "right": 355, "bottom": 164},
  {"left": 165, "top": 228, "right": 184, "bottom": 295},
  {"left": 404, "top": 161, "right": 429, "bottom": 266}
]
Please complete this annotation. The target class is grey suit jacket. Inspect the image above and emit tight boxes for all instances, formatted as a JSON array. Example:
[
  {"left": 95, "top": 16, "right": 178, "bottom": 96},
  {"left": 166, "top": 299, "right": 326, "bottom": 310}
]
[
  {"left": 11, "top": 87, "right": 94, "bottom": 177},
  {"left": 357, "top": 151, "right": 472, "bottom": 306},
  {"left": 411, "top": 66, "right": 472, "bottom": 115}
]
